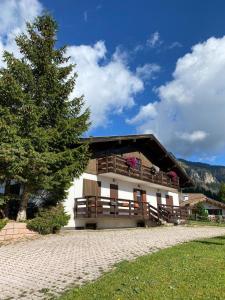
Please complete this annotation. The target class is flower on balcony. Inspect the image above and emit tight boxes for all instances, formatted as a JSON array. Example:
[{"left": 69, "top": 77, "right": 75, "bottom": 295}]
[
  {"left": 167, "top": 171, "right": 178, "bottom": 182},
  {"left": 125, "top": 157, "right": 137, "bottom": 168}
]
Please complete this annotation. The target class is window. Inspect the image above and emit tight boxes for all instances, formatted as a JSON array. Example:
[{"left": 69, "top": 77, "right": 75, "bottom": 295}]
[
  {"left": 207, "top": 209, "right": 222, "bottom": 216},
  {"left": 136, "top": 158, "right": 141, "bottom": 171},
  {"left": 83, "top": 179, "right": 101, "bottom": 197},
  {"left": 136, "top": 190, "right": 142, "bottom": 202}
]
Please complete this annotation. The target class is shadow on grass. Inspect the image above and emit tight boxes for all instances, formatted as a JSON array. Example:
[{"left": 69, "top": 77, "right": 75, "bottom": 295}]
[
  {"left": 213, "top": 236, "right": 225, "bottom": 240},
  {"left": 194, "top": 239, "right": 225, "bottom": 246}
]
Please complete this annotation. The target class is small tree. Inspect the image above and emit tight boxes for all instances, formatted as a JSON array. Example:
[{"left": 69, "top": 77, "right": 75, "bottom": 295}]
[
  {"left": 0, "top": 14, "right": 90, "bottom": 221},
  {"left": 192, "top": 202, "right": 208, "bottom": 220},
  {"left": 218, "top": 183, "right": 225, "bottom": 203}
]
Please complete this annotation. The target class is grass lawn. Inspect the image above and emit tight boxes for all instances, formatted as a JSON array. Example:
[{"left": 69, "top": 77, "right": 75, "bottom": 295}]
[
  {"left": 58, "top": 235, "right": 225, "bottom": 300},
  {"left": 188, "top": 220, "right": 225, "bottom": 227}
]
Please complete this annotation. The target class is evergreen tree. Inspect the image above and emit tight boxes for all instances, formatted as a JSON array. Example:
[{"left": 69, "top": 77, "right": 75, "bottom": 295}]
[
  {"left": 218, "top": 183, "right": 225, "bottom": 203},
  {"left": 0, "top": 15, "right": 90, "bottom": 220}
]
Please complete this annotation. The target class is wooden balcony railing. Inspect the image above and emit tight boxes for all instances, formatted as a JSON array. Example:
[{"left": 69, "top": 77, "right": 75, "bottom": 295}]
[
  {"left": 74, "top": 196, "right": 188, "bottom": 223},
  {"left": 74, "top": 196, "right": 160, "bottom": 222},
  {"left": 158, "top": 204, "right": 189, "bottom": 221},
  {"left": 97, "top": 155, "right": 179, "bottom": 189}
]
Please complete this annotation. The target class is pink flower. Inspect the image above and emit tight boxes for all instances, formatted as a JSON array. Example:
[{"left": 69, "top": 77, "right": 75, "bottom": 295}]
[
  {"left": 125, "top": 157, "right": 137, "bottom": 168},
  {"left": 167, "top": 171, "right": 178, "bottom": 182}
]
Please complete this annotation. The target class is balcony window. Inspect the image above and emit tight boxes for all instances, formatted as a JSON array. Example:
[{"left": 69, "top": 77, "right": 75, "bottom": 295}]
[{"left": 135, "top": 158, "right": 141, "bottom": 171}]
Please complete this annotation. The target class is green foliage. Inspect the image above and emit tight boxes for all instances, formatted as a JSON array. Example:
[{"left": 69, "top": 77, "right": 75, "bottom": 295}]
[
  {"left": 0, "top": 219, "right": 7, "bottom": 231},
  {"left": 192, "top": 202, "right": 208, "bottom": 220},
  {"left": 27, "top": 204, "right": 69, "bottom": 234},
  {"left": 218, "top": 182, "right": 225, "bottom": 203},
  {"left": 0, "top": 14, "right": 90, "bottom": 219}
]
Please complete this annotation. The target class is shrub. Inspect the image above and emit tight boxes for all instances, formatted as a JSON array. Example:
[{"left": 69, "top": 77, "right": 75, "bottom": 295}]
[
  {"left": 0, "top": 219, "right": 7, "bottom": 231},
  {"left": 192, "top": 203, "right": 208, "bottom": 221},
  {"left": 27, "top": 205, "right": 70, "bottom": 234}
]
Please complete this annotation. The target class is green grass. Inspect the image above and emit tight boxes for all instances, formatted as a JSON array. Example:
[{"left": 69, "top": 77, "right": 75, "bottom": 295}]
[
  {"left": 58, "top": 236, "right": 225, "bottom": 300},
  {"left": 0, "top": 219, "right": 7, "bottom": 231},
  {"left": 188, "top": 220, "right": 225, "bottom": 227}
]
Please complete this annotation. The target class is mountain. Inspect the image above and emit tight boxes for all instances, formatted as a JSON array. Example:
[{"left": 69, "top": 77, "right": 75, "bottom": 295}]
[{"left": 178, "top": 159, "right": 225, "bottom": 198}]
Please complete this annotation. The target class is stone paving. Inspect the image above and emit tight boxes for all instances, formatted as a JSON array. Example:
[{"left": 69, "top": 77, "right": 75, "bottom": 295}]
[
  {"left": 1, "top": 226, "right": 225, "bottom": 299},
  {"left": 0, "top": 222, "right": 37, "bottom": 242}
]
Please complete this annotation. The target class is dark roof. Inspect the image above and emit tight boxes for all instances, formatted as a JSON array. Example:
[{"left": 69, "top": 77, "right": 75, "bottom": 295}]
[{"left": 82, "top": 134, "right": 193, "bottom": 188}]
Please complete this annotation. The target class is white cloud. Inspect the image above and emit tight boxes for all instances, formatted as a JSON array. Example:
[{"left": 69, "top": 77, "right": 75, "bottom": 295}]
[
  {"left": 136, "top": 63, "right": 161, "bottom": 80},
  {"left": 67, "top": 41, "right": 144, "bottom": 128},
  {"left": 147, "top": 31, "right": 162, "bottom": 48},
  {"left": 179, "top": 131, "right": 208, "bottom": 143},
  {"left": 127, "top": 103, "right": 157, "bottom": 125},
  {"left": 0, "top": 0, "right": 43, "bottom": 67},
  {"left": 128, "top": 36, "right": 225, "bottom": 157},
  {"left": 169, "top": 41, "right": 183, "bottom": 49}
]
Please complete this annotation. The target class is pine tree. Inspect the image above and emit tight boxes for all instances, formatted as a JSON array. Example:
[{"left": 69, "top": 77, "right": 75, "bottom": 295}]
[{"left": 0, "top": 15, "right": 90, "bottom": 221}]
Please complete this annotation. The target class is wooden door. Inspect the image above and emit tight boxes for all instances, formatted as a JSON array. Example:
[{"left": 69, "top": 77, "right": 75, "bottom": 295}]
[
  {"left": 156, "top": 193, "right": 162, "bottom": 206},
  {"left": 141, "top": 190, "right": 147, "bottom": 216},
  {"left": 133, "top": 189, "right": 146, "bottom": 215},
  {"left": 110, "top": 184, "right": 118, "bottom": 214},
  {"left": 110, "top": 184, "right": 118, "bottom": 199},
  {"left": 166, "top": 195, "right": 173, "bottom": 206}
]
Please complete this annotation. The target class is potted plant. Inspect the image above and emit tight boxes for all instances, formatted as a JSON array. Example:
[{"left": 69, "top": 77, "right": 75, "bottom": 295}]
[
  {"left": 125, "top": 157, "right": 137, "bottom": 169},
  {"left": 167, "top": 171, "right": 178, "bottom": 183}
]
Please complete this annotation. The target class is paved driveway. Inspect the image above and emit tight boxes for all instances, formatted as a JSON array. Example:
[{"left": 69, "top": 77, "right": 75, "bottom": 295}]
[{"left": 1, "top": 226, "right": 225, "bottom": 299}]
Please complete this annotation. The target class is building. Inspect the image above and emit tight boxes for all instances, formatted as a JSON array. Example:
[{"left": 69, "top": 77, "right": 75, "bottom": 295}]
[
  {"left": 180, "top": 193, "right": 225, "bottom": 217},
  {"left": 64, "top": 134, "right": 192, "bottom": 229}
]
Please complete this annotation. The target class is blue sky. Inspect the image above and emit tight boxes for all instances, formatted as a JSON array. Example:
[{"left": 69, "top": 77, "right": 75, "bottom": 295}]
[{"left": 1, "top": 0, "right": 225, "bottom": 165}]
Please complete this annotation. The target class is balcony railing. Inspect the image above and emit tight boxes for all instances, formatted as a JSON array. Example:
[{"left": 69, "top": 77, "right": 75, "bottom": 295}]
[
  {"left": 97, "top": 155, "right": 179, "bottom": 189},
  {"left": 158, "top": 204, "right": 189, "bottom": 221},
  {"left": 74, "top": 196, "right": 160, "bottom": 222},
  {"left": 74, "top": 196, "right": 188, "bottom": 223}
]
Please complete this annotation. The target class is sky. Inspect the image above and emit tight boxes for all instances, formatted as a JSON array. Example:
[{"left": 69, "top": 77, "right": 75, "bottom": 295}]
[{"left": 1, "top": 0, "right": 225, "bottom": 165}]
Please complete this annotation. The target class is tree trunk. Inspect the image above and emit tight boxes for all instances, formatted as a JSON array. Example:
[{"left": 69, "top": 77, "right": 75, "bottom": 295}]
[{"left": 17, "top": 186, "right": 30, "bottom": 221}]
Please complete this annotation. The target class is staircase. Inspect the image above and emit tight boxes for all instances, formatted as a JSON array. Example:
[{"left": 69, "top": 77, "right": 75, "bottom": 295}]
[{"left": 148, "top": 203, "right": 188, "bottom": 225}]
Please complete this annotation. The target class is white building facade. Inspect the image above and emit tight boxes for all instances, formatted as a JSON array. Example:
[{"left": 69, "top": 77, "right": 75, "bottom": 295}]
[{"left": 64, "top": 135, "right": 191, "bottom": 229}]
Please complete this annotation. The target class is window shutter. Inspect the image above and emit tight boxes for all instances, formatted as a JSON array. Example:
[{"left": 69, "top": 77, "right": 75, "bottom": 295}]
[
  {"left": 83, "top": 179, "right": 101, "bottom": 197},
  {"left": 141, "top": 190, "right": 147, "bottom": 202}
]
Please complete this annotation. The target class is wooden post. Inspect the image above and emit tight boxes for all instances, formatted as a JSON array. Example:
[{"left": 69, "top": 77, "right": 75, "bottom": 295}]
[
  {"left": 95, "top": 196, "right": 97, "bottom": 218},
  {"left": 86, "top": 197, "right": 89, "bottom": 218},
  {"left": 74, "top": 199, "right": 77, "bottom": 218},
  {"left": 113, "top": 155, "right": 116, "bottom": 172},
  {"left": 129, "top": 200, "right": 131, "bottom": 217}
]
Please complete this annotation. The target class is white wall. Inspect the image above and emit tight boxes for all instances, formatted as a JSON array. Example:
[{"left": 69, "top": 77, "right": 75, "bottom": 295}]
[
  {"left": 168, "top": 191, "right": 180, "bottom": 206},
  {"left": 64, "top": 172, "right": 179, "bottom": 228}
]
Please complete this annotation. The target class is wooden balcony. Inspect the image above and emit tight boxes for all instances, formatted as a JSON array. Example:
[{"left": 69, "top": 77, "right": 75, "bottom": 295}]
[
  {"left": 97, "top": 155, "right": 179, "bottom": 189},
  {"left": 74, "top": 196, "right": 188, "bottom": 223},
  {"left": 74, "top": 196, "right": 160, "bottom": 222}
]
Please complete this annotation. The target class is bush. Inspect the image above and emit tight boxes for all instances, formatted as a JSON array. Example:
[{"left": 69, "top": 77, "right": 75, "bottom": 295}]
[
  {"left": 0, "top": 219, "right": 7, "bottom": 231},
  {"left": 27, "top": 205, "right": 70, "bottom": 234},
  {"left": 192, "top": 203, "right": 209, "bottom": 221}
]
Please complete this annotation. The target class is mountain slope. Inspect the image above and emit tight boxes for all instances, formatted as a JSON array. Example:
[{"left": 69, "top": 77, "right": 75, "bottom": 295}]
[{"left": 178, "top": 159, "right": 225, "bottom": 197}]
